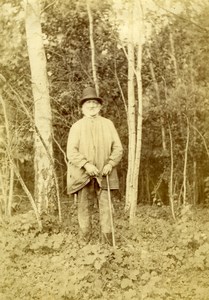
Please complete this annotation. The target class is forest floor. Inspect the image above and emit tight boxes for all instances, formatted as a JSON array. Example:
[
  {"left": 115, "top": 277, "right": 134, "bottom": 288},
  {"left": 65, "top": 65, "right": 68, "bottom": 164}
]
[{"left": 1, "top": 196, "right": 209, "bottom": 300}]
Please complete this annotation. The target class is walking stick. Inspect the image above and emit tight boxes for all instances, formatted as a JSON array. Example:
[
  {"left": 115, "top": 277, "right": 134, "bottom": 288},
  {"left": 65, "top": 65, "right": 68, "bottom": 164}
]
[{"left": 106, "top": 174, "right": 116, "bottom": 248}]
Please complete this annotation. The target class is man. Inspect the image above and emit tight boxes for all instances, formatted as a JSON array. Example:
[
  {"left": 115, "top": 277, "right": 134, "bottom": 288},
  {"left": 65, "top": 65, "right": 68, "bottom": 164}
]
[{"left": 67, "top": 86, "right": 123, "bottom": 245}]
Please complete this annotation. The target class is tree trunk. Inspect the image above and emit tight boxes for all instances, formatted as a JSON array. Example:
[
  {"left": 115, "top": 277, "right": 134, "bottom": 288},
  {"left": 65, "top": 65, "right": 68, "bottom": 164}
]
[
  {"left": 168, "top": 126, "right": 176, "bottom": 220},
  {"left": 145, "top": 168, "right": 151, "bottom": 204},
  {"left": 125, "top": 0, "right": 136, "bottom": 212},
  {"left": 87, "top": 0, "right": 99, "bottom": 95},
  {"left": 169, "top": 30, "right": 178, "bottom": 80},
  {"left": 130, "top": 1, "right": 143, "bottom": 223},
  {"left": 183, "top": 118, "right": 190, "bottom": 206},
  {"left": 0, "top": 93, "right": 14, "bottom": 217},
  {"left": 147, "top": 46, "right": 166, "bottom": 151},
  {"left": 125, "top": 0, "right": 143, "bottom": 224},
  {"left": 25, "top": 0, "right": 55, "bottom": 214}
]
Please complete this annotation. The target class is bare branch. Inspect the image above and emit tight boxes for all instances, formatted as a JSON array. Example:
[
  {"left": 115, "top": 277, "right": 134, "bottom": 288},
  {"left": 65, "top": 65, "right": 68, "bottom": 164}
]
[
  {"left": 153, "top": 0, "right": 209, "bottom": 33},
  {"left": 6, "top": 82, "right": 62, "bottom": 222},
  {"left": 114, "top": 60, "right": 128, "bottom": 114}
]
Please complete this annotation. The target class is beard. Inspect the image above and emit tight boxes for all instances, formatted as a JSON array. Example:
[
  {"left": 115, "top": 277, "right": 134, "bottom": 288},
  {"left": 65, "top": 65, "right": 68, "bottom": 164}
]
[{"left": 82, "top": 106, "right": 101, "bottom": 117}]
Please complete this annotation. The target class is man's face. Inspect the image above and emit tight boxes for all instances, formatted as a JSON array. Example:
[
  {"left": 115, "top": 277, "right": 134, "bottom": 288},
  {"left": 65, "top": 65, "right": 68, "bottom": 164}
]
[{"left": 82, "top": 99, "right": 102, "bottom": 117}]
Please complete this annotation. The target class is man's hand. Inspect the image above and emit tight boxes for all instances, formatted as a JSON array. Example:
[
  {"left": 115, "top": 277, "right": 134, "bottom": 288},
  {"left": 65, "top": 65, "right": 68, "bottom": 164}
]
[
  {"left": 84, "top": 163, "right": 99, "bottom": 176},
  {"left": 102, "top": 163, "right": 112, "bottom": 176}
]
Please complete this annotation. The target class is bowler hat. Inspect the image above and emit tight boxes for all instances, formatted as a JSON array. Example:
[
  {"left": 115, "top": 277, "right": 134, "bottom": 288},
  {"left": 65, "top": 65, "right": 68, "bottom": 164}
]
[{"left": 79, "top": 87, "right": 103, "bottom": 106}]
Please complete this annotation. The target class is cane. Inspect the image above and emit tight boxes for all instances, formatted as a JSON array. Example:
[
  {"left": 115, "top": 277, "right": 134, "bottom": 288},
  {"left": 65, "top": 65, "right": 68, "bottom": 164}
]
[{"left": 106, "top": 174, "right": 116, "bottom": 248}]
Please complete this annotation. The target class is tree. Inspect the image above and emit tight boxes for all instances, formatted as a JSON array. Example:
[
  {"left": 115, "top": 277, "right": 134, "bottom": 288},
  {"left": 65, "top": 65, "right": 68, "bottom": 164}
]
[
  {"left": 2, "top": 0, "right": 209, "bottom": 221},
  {"left": 0, "top": 76, "right": 14, "bottom": 218},
  {"left": 125, "top": 0, "right": 143, "bottom": 224},
  {"left": 25, "top": 0, "right": 58, "bottom": 215},
  {"left": 87, "top": 0, "right": 99, "bottom": 94}
]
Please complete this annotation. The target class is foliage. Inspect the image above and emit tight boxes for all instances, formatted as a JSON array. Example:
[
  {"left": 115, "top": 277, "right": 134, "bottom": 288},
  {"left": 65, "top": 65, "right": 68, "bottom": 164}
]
[
  {"left": 1, "top": 0, "right": 209, "bottom": 213},
  {"left": 1, "top": 203, "right": 209, "bottom": 299},
  {"left": 1, "top": 1, "right": 209, "bottom": 298},
  {"left": 140, "top": 3, "right": 209, "bottom": 204}
]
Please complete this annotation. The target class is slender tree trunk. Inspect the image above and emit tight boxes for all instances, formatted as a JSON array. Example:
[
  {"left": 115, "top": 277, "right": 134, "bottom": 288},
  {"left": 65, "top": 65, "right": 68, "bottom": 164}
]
[
  {"left": 10, "top": 158, "right": 42, "bottom": 230},
  {"left": 25, "top": 0, "right": 55, "bottom": 214},
  {"left": 0, "top": 93, "right": 14, "bottom": 217},
  {"left": 168, "top": 126, "right": 176, "bottom": 220},
  {"left": 146, "top": 46, "right": 166, "bottom": 151},
  {"left": 87, "top": 0, "right": 99, "bottom": 95},
  {"left": 192, "top": 116, "right": 198, "bottom": 205},
  {"left": 114, "top": 60, "right": 128, "bottom": 114},
  {"left": 125, "top": 0, "right": 143, "bottom": 224},
  {"left": 189, "top": 58, "right": 198, "bottom": 205},
  {"left": 190, "top": 123, "right": 209, "bottom": 159},
  {"left": 193, "top": 160, "right": 197, "bottom": 205},
  {"left": 145, "top": 168, "right": 151, "bottom": 204},
  {"left": 130, "top": 1, "right": 143, "bottom": 223},
  {"left": 125, "top": 0, "right": 136, "bottom": 212},
  {"left": 169, "top": 30, "right": 178, "bottom": 81},
  {"left": 7, "top": 168, "right": 14, "bottom": 216},
  {"left": 0, "top": 170, "right": 6, "bottom": 217},
  {"left": 183, "top": 118, "right": 190, "bottom": 206}
]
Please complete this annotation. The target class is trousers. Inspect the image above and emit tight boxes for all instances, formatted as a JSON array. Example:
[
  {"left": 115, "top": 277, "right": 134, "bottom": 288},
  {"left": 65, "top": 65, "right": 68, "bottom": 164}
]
[{"left": 77, "top": 179, "right": 112, "bottom": 236}]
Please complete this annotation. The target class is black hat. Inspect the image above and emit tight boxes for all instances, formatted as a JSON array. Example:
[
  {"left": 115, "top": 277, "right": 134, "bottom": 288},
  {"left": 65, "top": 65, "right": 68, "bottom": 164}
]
[{"left": 79, "top": 87, "right": 103, "bottom": 106}]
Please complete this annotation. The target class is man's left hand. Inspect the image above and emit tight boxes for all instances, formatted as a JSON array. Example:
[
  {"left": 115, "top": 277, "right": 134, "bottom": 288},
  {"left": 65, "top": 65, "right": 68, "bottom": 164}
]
[{"left": 102, "top": 164, "right": 113, "bottom": 176}]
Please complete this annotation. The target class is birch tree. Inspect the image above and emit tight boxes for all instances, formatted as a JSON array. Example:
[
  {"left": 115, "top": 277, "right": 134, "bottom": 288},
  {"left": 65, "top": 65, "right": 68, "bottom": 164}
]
[
  {"left": 0, "top": 92, "right": 14, "bottom": 218},
  {"left": 125, "top": 1, "right": 136, "bottom": 210},
  {"left": 125, "top": 0, "right": 143, "bottom": 224},
  {"left": 183, "top": 117, "right": 190, "bottom": 206},
  {"left": 25, "top": 0, "right": 56, "bottom": 214},
  {"left": 87, "top": 0, "right": 99, "bottom": 95},
  {"left": 146, "top": 46, "right": 166, "bottom": 151},
  {"left": 0, "top": 76, "right": 14, "bottom": 218}
]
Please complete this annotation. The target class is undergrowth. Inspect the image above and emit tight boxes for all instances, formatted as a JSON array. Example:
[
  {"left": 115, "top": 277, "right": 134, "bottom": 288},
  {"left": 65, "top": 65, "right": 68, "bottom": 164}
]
[{"left": 0, "top": 201, "right": 209, "bottom": 300}]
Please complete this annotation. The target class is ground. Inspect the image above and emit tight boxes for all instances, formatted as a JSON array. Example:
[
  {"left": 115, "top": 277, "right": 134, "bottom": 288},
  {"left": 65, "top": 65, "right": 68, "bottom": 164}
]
[{"left": 1, "top": 197, "right": 209, "bottom": 300}]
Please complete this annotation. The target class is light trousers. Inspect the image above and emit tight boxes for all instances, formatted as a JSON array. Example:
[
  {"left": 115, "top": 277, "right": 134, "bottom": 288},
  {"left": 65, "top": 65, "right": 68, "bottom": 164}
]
[{"left": 77, "top": 179, "right": 112, "bottom": 235}]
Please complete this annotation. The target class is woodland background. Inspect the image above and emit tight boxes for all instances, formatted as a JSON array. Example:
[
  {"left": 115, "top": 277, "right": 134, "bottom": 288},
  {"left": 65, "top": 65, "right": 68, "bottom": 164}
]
[
  {"left": 1, "top": 1, "right": 209, "bottom": 299},
  {"left": 1, "top": 0, "right": 209, "bottom": 216}
]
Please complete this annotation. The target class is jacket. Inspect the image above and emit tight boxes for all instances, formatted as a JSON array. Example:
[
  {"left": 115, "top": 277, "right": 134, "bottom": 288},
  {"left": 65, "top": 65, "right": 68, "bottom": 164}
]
[{"left": 67, "top": 115, "right": 123, "bottom": 194}]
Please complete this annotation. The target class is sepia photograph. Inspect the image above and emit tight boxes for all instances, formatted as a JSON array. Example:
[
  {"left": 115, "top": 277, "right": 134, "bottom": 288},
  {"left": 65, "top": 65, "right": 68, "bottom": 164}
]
[{"left": 0, "top": 0, "right": 209, "bottom": 299}]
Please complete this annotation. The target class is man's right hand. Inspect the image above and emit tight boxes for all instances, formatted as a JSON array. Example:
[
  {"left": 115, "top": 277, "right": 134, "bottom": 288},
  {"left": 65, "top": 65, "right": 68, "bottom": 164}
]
[{"left": 84, "top": 163, "right": 99, "bottom": 177}]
